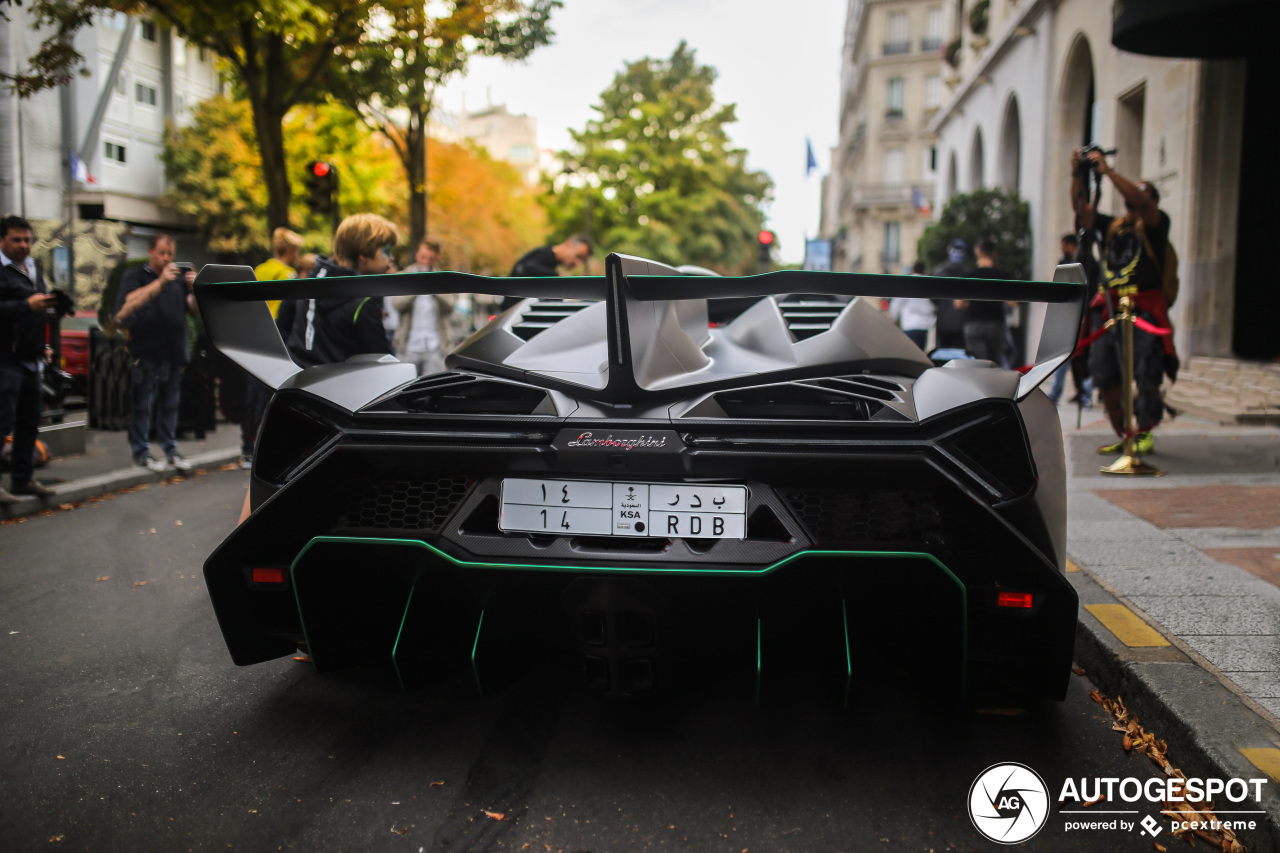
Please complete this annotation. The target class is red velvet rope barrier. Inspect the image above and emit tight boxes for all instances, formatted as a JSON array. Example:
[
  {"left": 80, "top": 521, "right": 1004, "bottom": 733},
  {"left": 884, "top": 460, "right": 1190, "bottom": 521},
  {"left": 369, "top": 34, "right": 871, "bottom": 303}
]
[{"left": 1133, "top": 316, "right": 1172, "bottom": 336}]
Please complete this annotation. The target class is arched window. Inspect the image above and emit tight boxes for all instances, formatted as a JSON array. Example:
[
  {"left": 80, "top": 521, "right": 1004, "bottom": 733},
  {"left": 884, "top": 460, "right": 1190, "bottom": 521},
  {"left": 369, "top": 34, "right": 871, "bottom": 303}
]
[
  {"left": 969, "top": 127, "right": 985, "bottom": 189},
  {"left": 999, "top": 95, "right": 1022, "bottom": 193}
]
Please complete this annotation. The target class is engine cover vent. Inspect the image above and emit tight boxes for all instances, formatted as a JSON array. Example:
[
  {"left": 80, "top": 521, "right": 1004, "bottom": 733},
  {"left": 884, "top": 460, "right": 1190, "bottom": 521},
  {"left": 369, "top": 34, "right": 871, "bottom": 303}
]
[{"left": 379, "top": 375, "right": 555, "bottom": 416}]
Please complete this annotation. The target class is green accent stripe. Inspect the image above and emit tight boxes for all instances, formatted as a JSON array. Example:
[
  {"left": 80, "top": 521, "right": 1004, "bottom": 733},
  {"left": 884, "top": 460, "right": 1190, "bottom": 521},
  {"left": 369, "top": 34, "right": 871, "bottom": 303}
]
[
  {"left": 841, "top": 599, "right": 853, "bottom": 709},
  {"left": 288, "top": 537, "right": 969, "bottom": 695},
  {"left": 352, "top": 296, "right": 372, "bottom": 323},
  {"left": 470, "top": 609, "right": 486, "bottom": 696},
  {"left": 755, "top": 618, "right": 763, "bottom": 708},
  {"left": 391, "top": 584, "right": 417, "bottom": 691}
]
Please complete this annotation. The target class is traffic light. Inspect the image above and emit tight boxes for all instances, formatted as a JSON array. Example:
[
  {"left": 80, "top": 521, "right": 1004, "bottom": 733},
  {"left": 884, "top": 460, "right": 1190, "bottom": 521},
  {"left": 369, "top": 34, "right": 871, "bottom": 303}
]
[
  {"left": 305, "top": 160, "right": 337, "bottom": 216},
  {"left": 757, "top": 229, "right": 775, "bottom": 272}
]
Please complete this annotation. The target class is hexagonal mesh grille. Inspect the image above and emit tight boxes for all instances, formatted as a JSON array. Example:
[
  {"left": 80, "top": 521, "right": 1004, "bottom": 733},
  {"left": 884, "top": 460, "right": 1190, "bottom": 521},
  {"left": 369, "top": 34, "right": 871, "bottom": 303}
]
[
  {"left": 341, "top": 476, "right": 472, "bottom": 532},
  {"left": 781, "top": 488, "right": 942, "bottom": 545}
]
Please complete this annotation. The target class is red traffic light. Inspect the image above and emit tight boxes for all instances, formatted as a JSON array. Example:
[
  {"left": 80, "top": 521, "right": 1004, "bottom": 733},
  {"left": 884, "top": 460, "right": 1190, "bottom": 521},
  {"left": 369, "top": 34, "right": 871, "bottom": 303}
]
[
  {"left": 758, "top": 230, "right": 775, "bottom": 245},
  {"left": 311, "top": 161, "right": 331, "bottom": 177}
]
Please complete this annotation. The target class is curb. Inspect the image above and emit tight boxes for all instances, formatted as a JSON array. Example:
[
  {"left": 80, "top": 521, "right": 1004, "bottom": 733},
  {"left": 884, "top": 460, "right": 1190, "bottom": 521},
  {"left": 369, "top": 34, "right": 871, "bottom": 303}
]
[
  {"left": 1069, "top": 566, "right": 1280, "bottom": 852},
  {"left": 0, "top": 447, "right": 243, "bottom": 521}
]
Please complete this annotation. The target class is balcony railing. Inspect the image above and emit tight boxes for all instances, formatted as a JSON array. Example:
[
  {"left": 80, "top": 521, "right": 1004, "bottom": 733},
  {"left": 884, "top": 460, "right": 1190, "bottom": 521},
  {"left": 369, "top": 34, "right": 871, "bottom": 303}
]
[
  {"left": 921, "top": 36, "right": 943, "bottom": 52},
  {"left": 883, "top": 41, "right": 911, "bottom": 55}
]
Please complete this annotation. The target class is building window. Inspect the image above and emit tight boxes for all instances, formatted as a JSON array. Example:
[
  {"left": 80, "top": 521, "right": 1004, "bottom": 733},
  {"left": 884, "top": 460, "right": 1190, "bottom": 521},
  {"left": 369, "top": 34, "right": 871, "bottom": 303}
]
[
  {"left": 104, "top": 142, "right": 127, "bottom": 164},
  {"left": 886, "top": 77, "right": 905, "bottom": 118},
  {"left": 509, "top": 145, "right": 534, "bottom": 162},
  {"left": 925, "top": 145, "right": 938, "bottom": 175},
  {"left": 922, "top": 7, "right": 944, "bottom": 51},
  {"left": 136, "top": 83, "right": 157, "bottom": 106},
  {"left": 882, "top": 222, "right": 902, "bottom": 269},
  {"left": 139, "top": 20, "right": 156, "bottom": 42},
  {"left": 198, "top": 46, "right": 207, "bottom": 63},
  {"left": 885, "top": 11, "right": 910, "bottom": 54},
  {"left": 885, "top": 148, "right": 904, "bottom": 184},
  {"left": 925, "top": 74, "right": 942, "bottom": 109}
]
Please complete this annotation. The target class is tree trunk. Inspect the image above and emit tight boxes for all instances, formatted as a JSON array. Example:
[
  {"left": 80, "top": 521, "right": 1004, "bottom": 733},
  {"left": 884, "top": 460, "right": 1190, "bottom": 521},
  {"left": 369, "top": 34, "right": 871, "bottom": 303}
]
[
  {"left": 252, "top": 103, "right": 292, "bottom": 232},
  {"left": 241, "top": 35, "right": 291, "bottom": 233},
  {"left": 406, "top": 101, "right": 428, "bottom": 250}
]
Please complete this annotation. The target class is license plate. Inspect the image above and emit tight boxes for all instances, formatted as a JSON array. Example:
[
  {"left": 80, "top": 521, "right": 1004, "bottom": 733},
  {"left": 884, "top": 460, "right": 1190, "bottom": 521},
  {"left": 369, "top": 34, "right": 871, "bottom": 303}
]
[{"left": 499, "top": 479, "right": 747, "bottom": 539}]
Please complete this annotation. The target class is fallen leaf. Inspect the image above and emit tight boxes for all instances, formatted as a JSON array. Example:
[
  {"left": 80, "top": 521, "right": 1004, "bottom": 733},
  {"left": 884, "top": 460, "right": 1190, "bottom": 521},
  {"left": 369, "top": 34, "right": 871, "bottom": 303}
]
[
  {"left": 1123, "top": 734, "right": 1132, "bottom": 751},
  {"left": 149, "top": 528, "right": 156, "bottom": 534},
  {"left": 1154, "top": 844, "right": 1167, "bottom": 852},
  {"left": 56, "top": 755, "right": 65, "bottom": 760},
  {"left": 48, "top": 835, "right": 64, "bottom": 842},
  {"left": 175, "top": 520, "right": 183, "bottom": 526},
  {"left": 1083, "top": 795, "right": 1105, "bottom": 807},
  {"left": 95, "top": 576, "right": 111, "bottom": 582},
  {"left": 133, "top": 581, "right": 149, "bottom": 587},
  {"left": 485, "top": 810, "right": 505, "bottom": 821},
  {"left": 292, "top": 656, "right": 311, "bottom": 662},
  {"left": 1072, "top": 666, "right": 1086, "bottom": 675},
  {"left": 430, "top": 781, "right": 444, "bottom": 787}
]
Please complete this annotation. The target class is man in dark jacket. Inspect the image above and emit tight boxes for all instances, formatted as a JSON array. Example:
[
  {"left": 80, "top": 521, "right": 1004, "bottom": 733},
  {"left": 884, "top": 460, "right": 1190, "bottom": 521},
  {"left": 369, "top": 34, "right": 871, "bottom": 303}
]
[
  {"left": 499, "top": 235, "right": 592, "bottom": 312},
  {"left": 115, "top": 233, "right": 197, "bottom": 473},
  {"left": 284, "top": 213, "right": 398, "bottom": 367},
  {"left": 0, "top": 215, "right": 57, "bottom": 503}
]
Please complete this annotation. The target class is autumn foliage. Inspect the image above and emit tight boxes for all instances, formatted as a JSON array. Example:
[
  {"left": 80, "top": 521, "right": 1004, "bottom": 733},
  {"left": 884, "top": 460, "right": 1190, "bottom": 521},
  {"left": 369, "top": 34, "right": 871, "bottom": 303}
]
[{"left": 162, "top": 95, "right": 546, "bottom": 268}]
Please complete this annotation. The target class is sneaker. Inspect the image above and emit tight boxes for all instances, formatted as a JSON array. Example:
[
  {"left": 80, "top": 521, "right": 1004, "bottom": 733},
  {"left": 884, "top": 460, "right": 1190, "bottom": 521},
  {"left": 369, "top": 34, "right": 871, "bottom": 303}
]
[
  {"left": 1097, "top": 438, "right": 1125, "bottom": 455},
  {"left": 11, "top": 479, "right": 54, "bottom": 497},
  {"left": 1133, "top": 432, "right": 1154, "bottom": 455},
  {"left": 167, "top": 452, "right": 193, "bottom": 473},
  {"left": 135, "top": 454, "right": 166, "bottom": 473},
  {"left": 0, "top": 486, "right": 19, "bottom": 505}
]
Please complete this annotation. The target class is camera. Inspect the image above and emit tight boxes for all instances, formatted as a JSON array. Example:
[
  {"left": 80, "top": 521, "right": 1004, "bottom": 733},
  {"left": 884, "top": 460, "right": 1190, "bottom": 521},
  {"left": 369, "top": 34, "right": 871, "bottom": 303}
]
[
  {"left": 1076, "top": 143, "right": 1117, "bottom": 179},
  {"left": 174, "top": 262, "right": 195, "bottom": 273}
]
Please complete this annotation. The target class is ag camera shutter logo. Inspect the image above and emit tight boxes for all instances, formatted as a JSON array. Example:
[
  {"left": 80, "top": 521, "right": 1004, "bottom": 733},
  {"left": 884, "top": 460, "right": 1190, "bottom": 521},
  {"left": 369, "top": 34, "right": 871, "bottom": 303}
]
[{"left": 969, "top": 763, "right": 1050, "bottom": 844}]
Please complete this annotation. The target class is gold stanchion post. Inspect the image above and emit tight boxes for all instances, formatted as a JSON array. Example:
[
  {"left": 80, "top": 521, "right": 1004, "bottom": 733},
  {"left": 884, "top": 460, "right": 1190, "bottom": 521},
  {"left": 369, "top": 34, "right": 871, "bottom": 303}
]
[{"left": 1101, "top": 296, "right": 1163, "bottom": 476}]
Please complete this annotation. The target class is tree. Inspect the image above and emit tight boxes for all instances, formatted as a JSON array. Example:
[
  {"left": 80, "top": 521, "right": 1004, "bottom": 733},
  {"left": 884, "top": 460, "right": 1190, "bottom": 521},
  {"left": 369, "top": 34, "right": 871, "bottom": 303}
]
[
  {"left": 426, "top": 138, "right": 547, "bottom": 274},
  {"left": 917, "top": 188, "right": 1032, "bottom": 279},
  {"left": 162, "top": 95, "right": 546, "bottom": 266},
  {"left": 543, "top": 41, "right": 772, "bottom": 274},
  {"left": 161, "top": 96, "right": 408, "bottom": 256},
  {"left": 129, "top": 0, "right": 380, "bottom": 231},
  {"left": 331, "top": 0, "right": 558, "bottom": 250}
]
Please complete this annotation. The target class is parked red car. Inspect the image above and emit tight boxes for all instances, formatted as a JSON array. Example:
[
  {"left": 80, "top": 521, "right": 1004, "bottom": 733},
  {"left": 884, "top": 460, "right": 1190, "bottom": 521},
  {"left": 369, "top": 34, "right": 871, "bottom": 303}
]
[{"left": 57, "top": 311, "right": 98, "bottom": 400}]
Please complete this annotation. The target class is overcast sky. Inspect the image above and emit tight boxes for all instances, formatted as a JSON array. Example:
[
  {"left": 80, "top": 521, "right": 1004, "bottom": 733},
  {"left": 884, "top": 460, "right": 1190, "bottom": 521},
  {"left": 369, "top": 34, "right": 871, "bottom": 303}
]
[{"left": 438, "top": 0, "right": 847, "bottom": 265}]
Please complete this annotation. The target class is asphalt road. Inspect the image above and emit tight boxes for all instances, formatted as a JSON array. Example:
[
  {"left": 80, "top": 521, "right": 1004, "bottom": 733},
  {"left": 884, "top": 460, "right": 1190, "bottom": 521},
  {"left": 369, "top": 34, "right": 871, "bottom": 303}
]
[{"left": 0, "top": 469, "right": 1203, "bottom": 852}]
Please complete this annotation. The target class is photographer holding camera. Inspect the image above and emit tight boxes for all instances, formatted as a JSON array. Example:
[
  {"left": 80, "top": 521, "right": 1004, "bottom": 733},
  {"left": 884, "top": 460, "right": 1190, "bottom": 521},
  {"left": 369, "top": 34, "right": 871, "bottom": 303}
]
[
  {"left": 114, "top": 233, "right": 198, "bottom": 474},
  {"left": 1070, "top": 147, "right": 1177, "bottom": 455}
]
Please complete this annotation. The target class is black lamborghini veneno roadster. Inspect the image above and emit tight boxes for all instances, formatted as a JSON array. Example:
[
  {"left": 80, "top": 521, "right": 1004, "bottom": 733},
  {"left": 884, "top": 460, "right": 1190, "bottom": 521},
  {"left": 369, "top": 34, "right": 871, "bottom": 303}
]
[{"left": 195, "top": 253, "right": 1087, "bottom": 701}]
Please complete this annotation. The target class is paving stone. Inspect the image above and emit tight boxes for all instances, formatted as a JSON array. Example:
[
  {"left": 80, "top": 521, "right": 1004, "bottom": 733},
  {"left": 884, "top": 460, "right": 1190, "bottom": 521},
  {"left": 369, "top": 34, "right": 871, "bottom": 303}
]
[
  {"left": 1093, "top": 485, "right": 1280, "bottom": 528},
  {"left": 1079, "top": 561, "right": 1272, "bottom": 598},
  {"left": 1126, "top": 594, "right": 1280, "bottom": 636},
  {"left": 1186, "top": 635, "right": 1280, "bottom": 674},
  {"left": 1215, "top": 672, "right": 1280, "bottom": 700}
]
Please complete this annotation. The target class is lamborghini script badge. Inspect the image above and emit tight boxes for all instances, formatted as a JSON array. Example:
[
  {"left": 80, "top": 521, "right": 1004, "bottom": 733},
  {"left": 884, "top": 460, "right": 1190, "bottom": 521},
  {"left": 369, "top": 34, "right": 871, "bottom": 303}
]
[{"left": 555, "top": 429, "right": 683, "bottom": 452}]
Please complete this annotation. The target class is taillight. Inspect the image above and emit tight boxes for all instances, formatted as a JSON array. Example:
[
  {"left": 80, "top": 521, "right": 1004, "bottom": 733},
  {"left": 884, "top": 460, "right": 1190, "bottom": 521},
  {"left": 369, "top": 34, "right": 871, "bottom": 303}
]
[
  {"left": 997, "top": 591, "right": 1034, "bottom": 609},
  {"left": 252, "top": 567, "right": 286, "bottom": 585}
]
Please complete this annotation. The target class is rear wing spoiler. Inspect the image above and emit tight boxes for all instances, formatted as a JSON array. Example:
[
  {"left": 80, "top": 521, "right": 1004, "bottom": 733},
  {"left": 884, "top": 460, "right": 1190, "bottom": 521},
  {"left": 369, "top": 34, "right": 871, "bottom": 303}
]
[{"left": 194, "top": 252, "right": 1087, "bottom": 404}]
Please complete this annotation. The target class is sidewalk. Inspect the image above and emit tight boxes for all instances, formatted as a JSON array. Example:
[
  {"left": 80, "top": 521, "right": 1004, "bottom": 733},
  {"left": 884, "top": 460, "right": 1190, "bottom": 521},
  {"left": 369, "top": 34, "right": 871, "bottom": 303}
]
[
  {"left": 1061, "top": 398, "right": 1280, "bottom": 848},
  {"left": 0, "top": 413, "right": 244, "bottom": 520}
]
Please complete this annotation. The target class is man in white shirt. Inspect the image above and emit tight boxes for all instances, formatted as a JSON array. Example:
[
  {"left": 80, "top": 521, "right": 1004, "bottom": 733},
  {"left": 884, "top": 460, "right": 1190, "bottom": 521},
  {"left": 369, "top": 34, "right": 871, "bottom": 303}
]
[{"left": 392, "top": 240, "right": 456, "bottom": 376}]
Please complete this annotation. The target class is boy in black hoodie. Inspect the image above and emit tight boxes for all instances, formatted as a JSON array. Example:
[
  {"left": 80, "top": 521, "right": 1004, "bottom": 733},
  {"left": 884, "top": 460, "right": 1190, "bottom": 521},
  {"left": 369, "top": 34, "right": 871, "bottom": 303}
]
[{"left": 283, "top": 213, "right": 399, "bottom": 367}]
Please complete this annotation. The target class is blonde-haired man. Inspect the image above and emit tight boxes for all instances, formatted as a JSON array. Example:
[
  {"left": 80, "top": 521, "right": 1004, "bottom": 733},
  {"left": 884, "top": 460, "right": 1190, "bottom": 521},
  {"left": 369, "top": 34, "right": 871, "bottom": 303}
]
[{"left": 283, "top": 213, "right": 398, "bottom": 367}]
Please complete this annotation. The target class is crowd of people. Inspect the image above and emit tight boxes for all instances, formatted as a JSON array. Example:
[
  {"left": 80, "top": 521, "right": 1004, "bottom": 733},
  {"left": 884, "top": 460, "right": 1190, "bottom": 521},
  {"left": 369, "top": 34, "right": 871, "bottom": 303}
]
[{"left": 0, "top": 143, "right": 1173, "bottom": 498}]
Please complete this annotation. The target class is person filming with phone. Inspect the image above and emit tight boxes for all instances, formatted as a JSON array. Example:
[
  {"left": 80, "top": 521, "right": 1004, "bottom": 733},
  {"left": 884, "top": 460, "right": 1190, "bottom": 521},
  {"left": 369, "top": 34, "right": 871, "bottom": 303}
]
[
  {"left": 1070, "top": 147, "right": 1178, "bottom": 456},
  {"left": 114, "top": 232, "right": 198, "bottom": 474}
]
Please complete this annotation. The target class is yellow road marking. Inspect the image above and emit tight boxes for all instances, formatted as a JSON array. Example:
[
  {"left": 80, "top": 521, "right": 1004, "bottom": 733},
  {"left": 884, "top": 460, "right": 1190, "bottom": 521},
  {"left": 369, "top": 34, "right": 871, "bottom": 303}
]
[
  {"left": 1083, "top": 604, "right": 1170, "bottom": 647},
  {"left": 1240, "top": 748, "right": 1280, "bottom": 782},
  {"left": 1066, "top": 559, "right": 1080, "bottom": 573}
]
